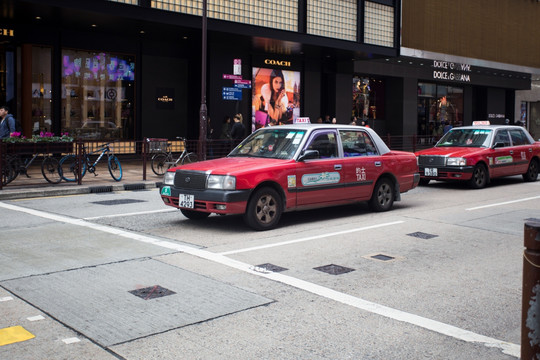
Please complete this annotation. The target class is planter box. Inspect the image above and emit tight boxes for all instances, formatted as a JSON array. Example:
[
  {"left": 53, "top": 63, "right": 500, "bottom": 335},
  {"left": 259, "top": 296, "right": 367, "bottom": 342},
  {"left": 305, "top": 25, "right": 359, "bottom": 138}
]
[{"left": 5, "top": 142, "right": 74, "bottom": 154}]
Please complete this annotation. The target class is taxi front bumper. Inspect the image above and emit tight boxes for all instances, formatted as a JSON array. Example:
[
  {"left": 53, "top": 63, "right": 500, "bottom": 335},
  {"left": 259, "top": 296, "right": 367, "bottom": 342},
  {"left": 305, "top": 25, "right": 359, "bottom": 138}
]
[
  {"left": 159, "top": 185, "right": 251, "bottom": 214},
  {"left": 418, "top": 165, "right": 474, "bottom": 180}
]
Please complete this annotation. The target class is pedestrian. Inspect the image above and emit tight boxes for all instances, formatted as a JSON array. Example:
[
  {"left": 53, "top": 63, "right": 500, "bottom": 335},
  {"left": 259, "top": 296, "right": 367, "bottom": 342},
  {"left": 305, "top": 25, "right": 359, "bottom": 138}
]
[
  {"left": 206, "top": 116, "right": 214, "bottom": 158},
  {"left": 0, "top": 105, "right": 16, "bottom": 139},
  {"left": 231, "top": 113, "right": 246, "bottom": 143}
]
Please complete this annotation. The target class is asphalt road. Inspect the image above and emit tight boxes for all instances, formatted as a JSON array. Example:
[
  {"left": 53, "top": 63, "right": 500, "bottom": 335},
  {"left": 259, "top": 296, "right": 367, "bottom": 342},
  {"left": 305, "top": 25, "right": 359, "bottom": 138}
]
[{"left": 1, "top": 176, "right": 539, "bottom": 359}]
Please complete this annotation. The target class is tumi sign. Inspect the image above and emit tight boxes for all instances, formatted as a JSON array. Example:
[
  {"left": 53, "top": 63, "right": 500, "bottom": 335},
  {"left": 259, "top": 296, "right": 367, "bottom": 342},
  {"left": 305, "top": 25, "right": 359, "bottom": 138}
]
[{"left": 432, "top": 60, "right": 472, "bottom": 83}]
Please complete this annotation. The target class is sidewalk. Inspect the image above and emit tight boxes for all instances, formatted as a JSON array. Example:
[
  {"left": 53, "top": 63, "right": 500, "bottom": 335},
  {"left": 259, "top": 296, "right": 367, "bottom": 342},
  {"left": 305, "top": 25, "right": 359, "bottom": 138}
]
[{"left": 0, "top": 160, "right": 163, "bottom": 200}]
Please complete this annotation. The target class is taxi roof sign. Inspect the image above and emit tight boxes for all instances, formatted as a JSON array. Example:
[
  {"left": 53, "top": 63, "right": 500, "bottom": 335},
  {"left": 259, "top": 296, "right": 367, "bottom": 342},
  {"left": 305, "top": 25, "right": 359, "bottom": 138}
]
[
  {"left": 473, "top": 121, "right": 490, "bottom": 126},
  {"left": 294, "top": 117, "right": 310, "bottom": 124}
]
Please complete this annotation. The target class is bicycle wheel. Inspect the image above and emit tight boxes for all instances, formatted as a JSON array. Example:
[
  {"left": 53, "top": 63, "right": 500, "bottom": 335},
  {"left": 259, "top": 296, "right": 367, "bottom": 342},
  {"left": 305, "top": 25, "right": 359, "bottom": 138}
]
[
  {"left": 2, "top": 158, "right": 16, "bottom": 185},
  {"left": 41, "top": 156, "right": 62, "bottom": 184},
  {"left": 151, "top": 152, "right": 170, "bottom": 176},
  {"left": 181, "top": 152, "right": 198, "bottom": 165},
  {"left": 108, "top": 155, "right": 123, "bottom": 181},
  {"left": 59, "top": 155, "right": 86, "bottom": 182}
]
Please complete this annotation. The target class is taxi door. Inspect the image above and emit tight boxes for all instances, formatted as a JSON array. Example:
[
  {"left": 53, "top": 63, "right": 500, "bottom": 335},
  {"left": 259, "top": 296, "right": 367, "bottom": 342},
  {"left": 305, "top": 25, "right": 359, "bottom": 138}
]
[
  {"left": 509, "top": 129, "right": 532, "bottom": 174},
  {"left": 339, "top": 129, "right": 384, "bottom": 201},
  {"left": 489, "top": 129, "right": 515, "bottom": 177},
  {"left": 295, "top": 131, "right": 348, "bottom": 206}
]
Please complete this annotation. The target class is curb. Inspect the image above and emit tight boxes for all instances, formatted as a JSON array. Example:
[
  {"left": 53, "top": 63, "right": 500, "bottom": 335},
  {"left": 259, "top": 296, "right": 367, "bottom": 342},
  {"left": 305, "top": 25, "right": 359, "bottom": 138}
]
[{"left": 0, "top": 181, "right": 159, "bottom": 201}]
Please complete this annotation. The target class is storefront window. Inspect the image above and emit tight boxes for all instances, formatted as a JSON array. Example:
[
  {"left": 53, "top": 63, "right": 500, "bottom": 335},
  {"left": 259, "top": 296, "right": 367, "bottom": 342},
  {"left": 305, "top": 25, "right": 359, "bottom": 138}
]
[
  {"left": 32, "top": 46, "right": 53, "bottom": 133},
  {"left": 417, "top": 82, "right": 463, "bottom": 140},
  {"left": 61, "top": 49, "right": 135, "bottom": 140},
  {"left": 352, "top": 76, "right": 384, "bottom": 124}
]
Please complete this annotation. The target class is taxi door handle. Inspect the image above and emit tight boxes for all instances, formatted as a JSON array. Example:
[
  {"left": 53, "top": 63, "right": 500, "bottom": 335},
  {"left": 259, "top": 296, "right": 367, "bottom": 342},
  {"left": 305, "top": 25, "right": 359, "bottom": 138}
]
[
  {"left": 334, "top": 164, "right": 342, "bottom": 170},
  {"left": 375, "top": 161, "right": 382, "bottom": 167}
]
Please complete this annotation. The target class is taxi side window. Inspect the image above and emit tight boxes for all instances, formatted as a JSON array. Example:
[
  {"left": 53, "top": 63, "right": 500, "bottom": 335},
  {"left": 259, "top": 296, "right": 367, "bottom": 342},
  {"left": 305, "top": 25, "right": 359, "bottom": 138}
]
[
  {"left": 494, "top": 131, "right": 511, "bottom": 147},
  {"left": 307, "top": 132, "right": 338, "bottom": 158},
  {"left": 339, "top": 130, "right": 378, "bottom": 157},
  {"left": 509, "top": 129, "right": 529, "bottom": 146}
]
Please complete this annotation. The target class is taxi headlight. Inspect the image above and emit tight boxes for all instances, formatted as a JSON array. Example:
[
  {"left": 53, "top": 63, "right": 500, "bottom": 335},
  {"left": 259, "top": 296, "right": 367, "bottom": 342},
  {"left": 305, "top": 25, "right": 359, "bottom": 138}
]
[
  {"left": 163, "top": 172, "right": 175, "bottom": 185},
  {"left": 446, "top": 157, "right": 466, "bottom": 166},
  {"left": 207, "top": 175, "right": 236, "bottom": 190}
]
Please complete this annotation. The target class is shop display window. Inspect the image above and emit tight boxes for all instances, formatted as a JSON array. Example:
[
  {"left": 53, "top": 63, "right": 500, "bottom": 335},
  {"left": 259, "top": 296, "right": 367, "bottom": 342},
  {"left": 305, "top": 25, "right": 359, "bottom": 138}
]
[
  {"left": 352, "top": 76, "right": 384, "bottom": 123},
  {"left": 32, "top": 46, "right": 53, "bottom": 134},
  {"left": 417, "top": 82, "right": 463, "bottom": 141},
  {"left": 61, "top": 49, "right": 135, "bottom": 140}
]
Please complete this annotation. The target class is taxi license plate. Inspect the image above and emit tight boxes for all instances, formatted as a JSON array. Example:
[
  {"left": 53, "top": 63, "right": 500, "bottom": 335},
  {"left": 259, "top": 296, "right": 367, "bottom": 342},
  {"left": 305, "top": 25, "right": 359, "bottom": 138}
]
[
  {"left": 179, "top": 194, "right": 195, "bottom": 208},
  {"left": 424, "top": 168, "right": 438, "bottom": 177}
]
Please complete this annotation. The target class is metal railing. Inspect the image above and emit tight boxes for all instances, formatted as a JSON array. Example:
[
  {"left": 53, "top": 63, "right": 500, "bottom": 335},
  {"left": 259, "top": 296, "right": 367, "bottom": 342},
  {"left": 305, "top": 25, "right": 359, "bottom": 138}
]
[{"left": 1, "top": 135, "right": 430, "bottom": 189}]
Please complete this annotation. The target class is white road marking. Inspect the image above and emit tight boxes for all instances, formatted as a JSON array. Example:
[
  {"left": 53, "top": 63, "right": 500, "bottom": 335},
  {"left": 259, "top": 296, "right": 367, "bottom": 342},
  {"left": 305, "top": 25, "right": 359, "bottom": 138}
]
[
  {"left": 466, "top": 195, "right": 540, "bottom": 211},
  {"left": 220, "top": 221, "right": 404, "bottom": 255},
  {"left": 27, "top": 315, "right": 45, "bottom": 322},
  {"left": 0, "top": 296, "right": 13, "bottom": 302},
  {"left": 83, "top": 208, "right": 176, "bottom": 220},
  {"left": 62, "top": 337, "right": 80, "bottom": 344},
  {"left": 0, "top": 201, "right": 520, "bottom": 357}
]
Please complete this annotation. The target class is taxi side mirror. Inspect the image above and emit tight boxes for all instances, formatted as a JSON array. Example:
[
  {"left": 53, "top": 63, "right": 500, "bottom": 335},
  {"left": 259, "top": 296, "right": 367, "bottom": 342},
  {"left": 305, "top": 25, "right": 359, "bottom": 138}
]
[{"left": 298, "top": 149, "right": 319, "bottom": 161}]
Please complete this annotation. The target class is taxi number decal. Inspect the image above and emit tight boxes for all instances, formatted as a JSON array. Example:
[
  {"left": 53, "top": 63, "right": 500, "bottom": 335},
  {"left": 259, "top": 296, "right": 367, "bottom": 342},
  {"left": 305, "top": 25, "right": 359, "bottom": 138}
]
[
  {"left": 301, "top": 172, "right": 340, "bottom": 186},
  {"left": 161, "top": 186, "right": 171, "bottom": 196},
  {"left": 495, "top": 156, "right": 513, "bottom": 164}
]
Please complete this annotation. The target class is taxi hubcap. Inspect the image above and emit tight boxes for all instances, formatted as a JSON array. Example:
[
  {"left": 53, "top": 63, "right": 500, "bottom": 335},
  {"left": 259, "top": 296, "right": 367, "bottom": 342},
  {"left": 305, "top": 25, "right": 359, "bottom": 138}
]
[
  {"left": 378, "top": 184, "right": 391, "bottom": 205},
  {"left": 256, "top": 195, "right": 277, "bottom": 224}
]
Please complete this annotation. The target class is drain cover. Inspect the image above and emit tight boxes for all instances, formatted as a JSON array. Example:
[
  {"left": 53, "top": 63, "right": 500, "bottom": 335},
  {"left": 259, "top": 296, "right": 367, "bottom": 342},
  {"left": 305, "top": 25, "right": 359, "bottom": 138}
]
[
  {"left": 129, "top": 285, "right": 176, "bottom": 300},
  {"left": 124, "top": 183, "right": 148, "bottom": 191},
  {"left": 89, "top": 185, "right": 113, "bottom": 193},
  {"left": 255, "top": 263, "right": 288, "bottom": 273},
  {"left": 371, "top": 254, "right": 395, "bottom": 261},
  {"left": 91, "top": 199, "right": 146, "bottom": 206},
  {"left": 407, "top": 231, "right": 438, "bottom": 239},
  {"left": 313, "top": 264, "right": 354, "bottom": 275}
]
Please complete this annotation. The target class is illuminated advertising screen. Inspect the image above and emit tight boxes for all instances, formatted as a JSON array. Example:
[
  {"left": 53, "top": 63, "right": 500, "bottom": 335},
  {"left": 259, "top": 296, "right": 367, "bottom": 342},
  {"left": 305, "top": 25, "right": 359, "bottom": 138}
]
[{"left": 252, "top": 67, "right": 300, "bottom": 130}]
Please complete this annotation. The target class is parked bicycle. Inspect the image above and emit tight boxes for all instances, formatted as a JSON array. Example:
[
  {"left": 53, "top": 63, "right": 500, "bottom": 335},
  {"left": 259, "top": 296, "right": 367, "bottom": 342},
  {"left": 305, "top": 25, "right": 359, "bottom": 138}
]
[
  {"left": 59, "top": 142, "right": 122, "bottom": 182},
  {"left": 2, "top": 153, "right": 62, "bottom": 185},
  {"left": 149, "top": 137, "right": 198, "bottom": 176}
]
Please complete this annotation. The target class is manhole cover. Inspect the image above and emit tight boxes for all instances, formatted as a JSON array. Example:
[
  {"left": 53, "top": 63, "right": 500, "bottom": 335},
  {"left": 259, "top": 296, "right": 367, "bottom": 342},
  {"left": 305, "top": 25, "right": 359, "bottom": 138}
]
[
  {"left": 313, "top": 264, "right": 355, "bottom": 275},
  {"left": 407, "top": 231, "right": 438, "bottom": 239},
  {"left": 91, "top": 199, "right": 147, "bottom": 206},
  {"left": 371, "top": 254, "right": 395, "bottom": 261},
  {"left": 129, "top": 285, "right": 176, "bottom": 300},
  {"left": 255, "top": 263, "right": 288, "bottom": 273}
]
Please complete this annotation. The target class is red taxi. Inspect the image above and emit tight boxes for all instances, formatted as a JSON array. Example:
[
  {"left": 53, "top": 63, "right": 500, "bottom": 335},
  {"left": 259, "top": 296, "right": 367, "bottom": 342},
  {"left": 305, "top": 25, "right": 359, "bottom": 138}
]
[
  {"left": 160, "top": 124, "right": 419, "bottom": 230},
  {"left": 415, "top": 125, "right": 540, "bottom": 188}
]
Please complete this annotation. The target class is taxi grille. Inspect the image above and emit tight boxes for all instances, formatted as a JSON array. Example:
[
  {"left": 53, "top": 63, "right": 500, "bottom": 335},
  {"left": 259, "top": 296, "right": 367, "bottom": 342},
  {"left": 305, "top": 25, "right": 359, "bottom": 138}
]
[
  {"left": 171, "top": 198, "right": 207, "bottom": 209},
  {"left": 173, "top": 170, "right": 207, "bottom": 190},
  {"left": 418, "top": 155, "right": 446, "bottom": 166}
]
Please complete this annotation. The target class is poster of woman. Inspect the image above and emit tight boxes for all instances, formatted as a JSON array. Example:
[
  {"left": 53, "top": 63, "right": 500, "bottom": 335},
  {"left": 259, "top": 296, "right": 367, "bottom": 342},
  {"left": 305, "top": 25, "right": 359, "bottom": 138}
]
[{"left": 252, "top": 67, "right": 300, "bottom": 130}]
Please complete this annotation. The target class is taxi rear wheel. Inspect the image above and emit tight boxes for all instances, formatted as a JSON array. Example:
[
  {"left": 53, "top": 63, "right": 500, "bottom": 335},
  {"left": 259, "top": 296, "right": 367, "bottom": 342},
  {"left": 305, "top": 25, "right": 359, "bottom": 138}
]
[
  {"left": 468, "top": 164, "right": 488, "bottom": 189},
  {"left": 180, "top": 209, "right": 211, "bottom": 220},
  {"left": 244, "top": 187, "right": 282, "bottom": 231},
  {"left": 369, "top": 178, "right": 394, "bottom": 212},
  {"left": 523, "top": 159, "right": 539, "bottom": 182}
]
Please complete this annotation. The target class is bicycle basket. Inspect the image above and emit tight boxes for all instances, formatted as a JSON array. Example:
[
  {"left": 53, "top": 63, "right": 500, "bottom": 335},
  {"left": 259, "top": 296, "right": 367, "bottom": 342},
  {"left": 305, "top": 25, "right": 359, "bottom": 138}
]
[{"left": 147, "top": 138, "right": 168, "bottom": 153}]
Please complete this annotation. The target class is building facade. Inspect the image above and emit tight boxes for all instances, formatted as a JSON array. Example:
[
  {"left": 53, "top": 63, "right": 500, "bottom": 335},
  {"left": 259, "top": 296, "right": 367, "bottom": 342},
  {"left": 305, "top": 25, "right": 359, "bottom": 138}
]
[{"left": 1, "top": 0, "right": 539, "bottom": 143}]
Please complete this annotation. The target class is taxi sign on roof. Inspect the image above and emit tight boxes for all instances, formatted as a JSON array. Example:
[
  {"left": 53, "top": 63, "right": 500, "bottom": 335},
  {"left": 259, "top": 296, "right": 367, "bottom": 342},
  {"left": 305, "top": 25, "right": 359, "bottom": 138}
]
[
  {"left": 473, "top": 121, "right": 490, "bottom": 126},
  {"left": 294, "top": 117, "right": 310, "bottom": 124}
]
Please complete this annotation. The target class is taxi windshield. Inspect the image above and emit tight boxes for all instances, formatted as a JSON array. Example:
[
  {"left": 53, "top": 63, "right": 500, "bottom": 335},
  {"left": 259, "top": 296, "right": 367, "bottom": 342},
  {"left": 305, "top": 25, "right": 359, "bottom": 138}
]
[
  {"left": 230, "top": 128, "right": 306, "bottom": 159},
  {"left": 436, "top": 128, "right": 493, "bottom": 148}
]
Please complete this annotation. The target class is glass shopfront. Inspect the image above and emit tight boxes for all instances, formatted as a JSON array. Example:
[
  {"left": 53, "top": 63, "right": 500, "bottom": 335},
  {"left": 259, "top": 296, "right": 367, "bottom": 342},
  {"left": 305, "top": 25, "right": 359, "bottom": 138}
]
[
  {"left": 417, "top": 82, "right": 463, "bottom": 139},
  {"left": 61, "top": 49, "right": 135, "bottom": 140},
  {"left": 32, "top": 46, "right": 53, "bottom": 133},
  {"left": 352, "top": 76, "right": 385, "bottom": 124}
]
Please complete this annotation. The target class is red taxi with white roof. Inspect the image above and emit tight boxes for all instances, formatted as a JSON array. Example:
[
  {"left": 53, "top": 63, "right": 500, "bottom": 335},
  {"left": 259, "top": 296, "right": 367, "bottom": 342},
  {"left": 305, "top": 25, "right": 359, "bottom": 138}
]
[
  {"left": 415, "top": 123, "right": 540, "bottom": 188},
  {"left": 160, "top": 124, "right": 420, "bottom": 230}
]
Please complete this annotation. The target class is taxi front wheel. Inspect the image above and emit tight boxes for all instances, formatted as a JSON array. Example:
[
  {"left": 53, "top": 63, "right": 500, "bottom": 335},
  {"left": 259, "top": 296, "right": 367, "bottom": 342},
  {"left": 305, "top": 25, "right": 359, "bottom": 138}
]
[
  {"left": 244, "top": 187, "right": 282, "bottom": 231},
  {"left": 468, "top": 164, "right": 488, "bottom": 189}
]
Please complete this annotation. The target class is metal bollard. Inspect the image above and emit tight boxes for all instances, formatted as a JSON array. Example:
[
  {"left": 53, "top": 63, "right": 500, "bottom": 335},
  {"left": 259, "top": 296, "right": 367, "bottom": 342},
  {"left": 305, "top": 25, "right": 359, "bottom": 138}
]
[{"left": 522, "top": 221, "right": 540, "bottom": 360}]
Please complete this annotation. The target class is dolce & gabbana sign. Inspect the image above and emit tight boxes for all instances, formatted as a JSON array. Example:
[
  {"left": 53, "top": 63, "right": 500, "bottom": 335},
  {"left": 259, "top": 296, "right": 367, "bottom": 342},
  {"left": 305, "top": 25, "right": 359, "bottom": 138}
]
[{"left": 432, "top": 60, "right": 472, "bottom": 83}]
